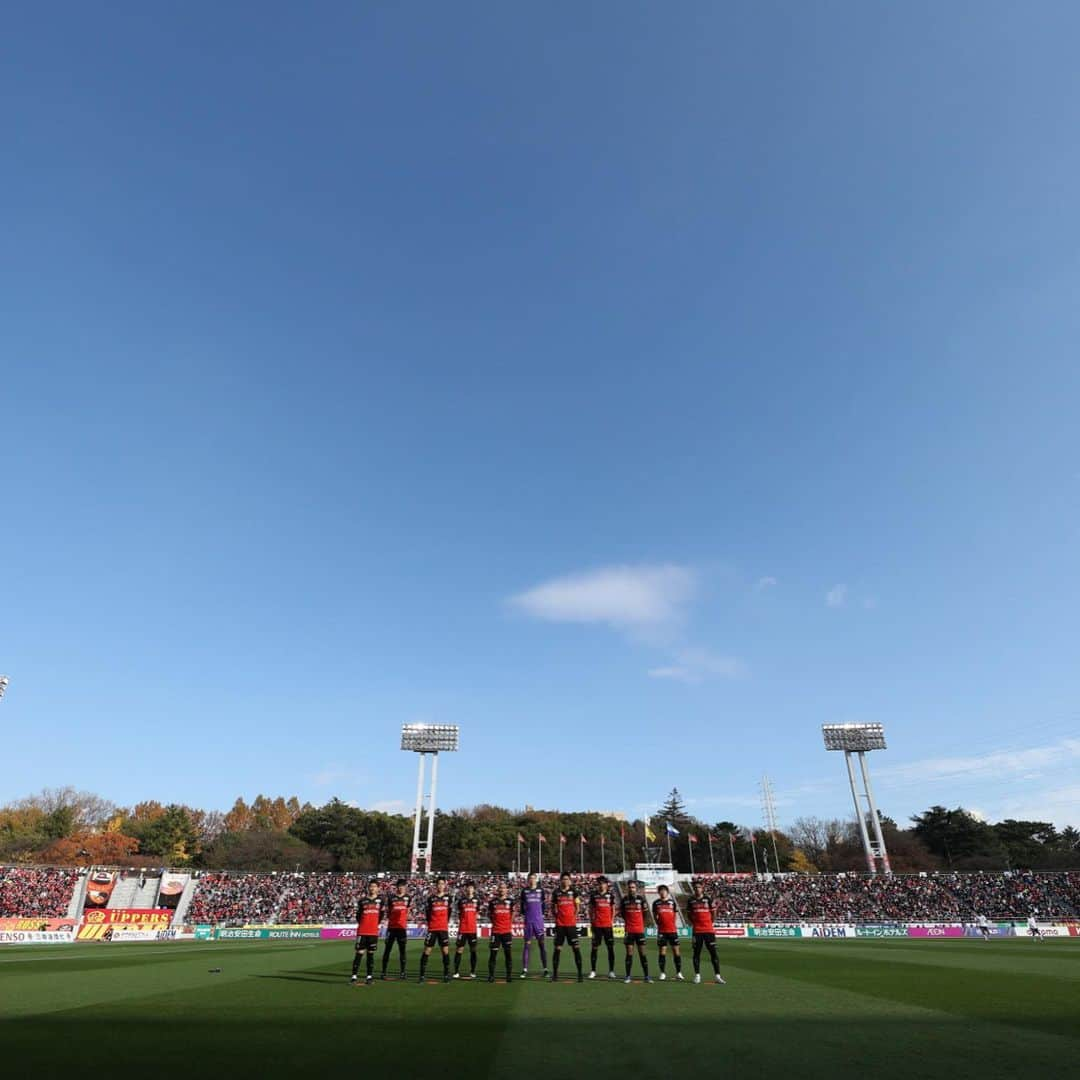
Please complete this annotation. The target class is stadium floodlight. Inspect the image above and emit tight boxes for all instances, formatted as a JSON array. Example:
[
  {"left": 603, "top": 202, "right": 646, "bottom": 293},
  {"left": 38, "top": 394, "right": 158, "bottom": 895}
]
[
  {"left": 400, "top": 724, "right": 460, "bottom": 753},
  {"left": 401, "top": 723, "right": 460, "bottom": 874},
  {"left": 822, "top": 723, "right": 891, "bottom": 875},
  {"left": 822, "top": 723, "right": 886, "bottom": 752}
]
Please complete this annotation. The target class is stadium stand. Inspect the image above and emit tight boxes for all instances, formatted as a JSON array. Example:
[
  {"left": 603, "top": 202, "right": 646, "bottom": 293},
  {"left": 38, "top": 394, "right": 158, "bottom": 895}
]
[
  {"left": 4, "top": 866, "right": 1079, "bottom": 924},
  {"left": 0, "top": 867, "right": 80, "bottom": 917}
]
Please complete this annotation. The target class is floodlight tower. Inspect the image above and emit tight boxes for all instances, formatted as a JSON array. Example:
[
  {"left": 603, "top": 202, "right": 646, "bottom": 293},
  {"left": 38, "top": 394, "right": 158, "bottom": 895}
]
[
  {"left": 822, "top": 723, "right": 891, "bottom": 875},
  {"left": 401, "top": 723, "right": 459, "bottom": 874}
]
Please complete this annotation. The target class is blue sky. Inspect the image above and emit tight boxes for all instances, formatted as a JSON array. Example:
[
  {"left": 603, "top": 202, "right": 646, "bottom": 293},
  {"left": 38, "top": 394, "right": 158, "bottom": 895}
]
[{"left": 3, "top": 3, "right": 1079, "bottom": 830}]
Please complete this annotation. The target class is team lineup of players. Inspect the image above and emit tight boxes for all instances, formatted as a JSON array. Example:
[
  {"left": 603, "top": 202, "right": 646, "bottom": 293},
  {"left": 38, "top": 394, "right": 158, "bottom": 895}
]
[{"left": 350, "top": 870, "right": 726, "bottom": 987}]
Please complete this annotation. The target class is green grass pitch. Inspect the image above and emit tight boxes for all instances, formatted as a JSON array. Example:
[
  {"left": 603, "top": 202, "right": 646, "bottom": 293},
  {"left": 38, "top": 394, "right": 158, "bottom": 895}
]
[{"left": 2, "top": 938, "right": 1077, "bottom": 1079}]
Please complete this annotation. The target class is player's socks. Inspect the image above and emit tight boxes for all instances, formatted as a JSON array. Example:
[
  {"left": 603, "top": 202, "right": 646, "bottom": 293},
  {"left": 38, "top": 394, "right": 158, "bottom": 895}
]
[
  {"left": 442, "top": 953, "right": 450, "bottom": 978},
  {"left": 366, "top": 951, "right": 374, "bottom": 978},
  {"left": 489, "top": 951, "right": 497, "bottom": 979},
  {"left": 538, "top": 941, "right": 548, "bottom": 970},
  {"left": 351, "top": 953, "right": 361, "bottom": 977},
  {"left": 419, "top": 954, "right": 429, "bottom": 980},
  {"left": 659, "top": 954, "right": 667, "bottom": 973},
  {"left": 573, "top": 948, "right": 582, "bottom": 977},
  {"left": 454, "top": 953, "right": 462, "bottom": 974},
  {"left": 641, "top": 955, "right": 650, "bottom": 978},
  {"left": 504, "top": 946, "right": 513, "bottom": 981},
  {"left": 674, "top": 954, "right": 682, "bottom": 974},
  {"left": 522, "top": 940, "right": 531, "bottom": 972},
  {"left": 552, "top": 951, "right": 560, "bottom": 980},
  {"left": 625, "top": 954, "right": 633, "bottom": 978},
  {"left": 590, "top": 948, "right": 598, "bottom": 974},
  {"left": 607, "top": 943, "right": 615, "bottom": 972}
]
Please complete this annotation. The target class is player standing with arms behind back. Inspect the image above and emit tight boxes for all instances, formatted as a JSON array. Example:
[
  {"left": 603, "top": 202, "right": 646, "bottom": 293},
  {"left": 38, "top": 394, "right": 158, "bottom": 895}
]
[
  {"left": 551, "top": 871, "right": 584, "bottom": 982},
  {"left": 488, "top": 882, "right": 515, "bottom": 983},
  {"left": 381, "top": 879, "right": 410, "bottom": 978},
  {"left": 653, "top": 884, "right": 684, "bottom": 980},
  {"left": 351, "top": 879, "right": 384, "bottom": 985},
  {"left": 687, "top": 880, "right": 725, "bottom": 984},
  {"left": 518, "top": 872, "right": 549, "bottom": 978},
  {"left": 588, "top": 876, "right": 618, "bottom": 979},
  {"left": 418, "top": 877, "right": 452, "bottom": 983},
  {"left": 620, "top": 879, "right": 652, "bottom": 984},
  {"left": 453, "top": 881, "right": 480, "bottom": 978}
]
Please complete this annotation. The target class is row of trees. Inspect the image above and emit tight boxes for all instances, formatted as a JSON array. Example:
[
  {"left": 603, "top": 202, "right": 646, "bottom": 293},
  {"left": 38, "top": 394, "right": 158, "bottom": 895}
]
[{"left": 1, "top": 787, "right": 1077, "bottom": 872}]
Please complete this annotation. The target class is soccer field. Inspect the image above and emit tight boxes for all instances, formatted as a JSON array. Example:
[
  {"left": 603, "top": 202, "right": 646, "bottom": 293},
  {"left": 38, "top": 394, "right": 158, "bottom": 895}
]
[{"left": 2, "top": 939, "right": 1077, "bottom": 1079}]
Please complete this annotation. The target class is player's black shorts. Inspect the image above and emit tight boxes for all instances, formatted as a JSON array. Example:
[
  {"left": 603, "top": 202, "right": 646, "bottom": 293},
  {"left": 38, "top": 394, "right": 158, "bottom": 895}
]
[
  {"left": 425, "top": 930, "right": 450, "bottom": 948},
  {"left": 355, "top": 934, "right": 379, "bottom": 950},
  {"left": 385, "top": 927, "right": 408, "bottom": 945},
  {"left": 658, "top": 932, "right": 680, "bottom": 947},
  {"left": 554, "top": 925, "right": 580, "bottom": 946},
  {"left": 489, "top": 932, "right": 513, "bottom": 948},
  {"left": 590, "top": 926, "right": 614, "bottom": 945},
  {"left": 624, "top": 932, "right": 646, "bottom": 946},
  {"left": 693, "top": 932, "right": 717, "bottom": 946},
  {"left": 456, "top": 932, "right": 477, "bottom": 946}
]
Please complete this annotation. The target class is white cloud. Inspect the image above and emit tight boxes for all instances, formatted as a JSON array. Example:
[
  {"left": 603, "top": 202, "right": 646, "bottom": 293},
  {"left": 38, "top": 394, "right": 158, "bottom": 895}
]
[
  {"left": 754, "top": 576, "right": 778, "bottom": 590},
  {"left": 825, "top": 584, "right": 848, "bottom": 608},
  {"left": 648, "top": 648, "right": 744, "bottom": 684},
  {"left": 510, "top": 564, "right": 695, "bottom": 628},
  {"left": 876, "top": 738, "right": 1080, "bottom": 787}
]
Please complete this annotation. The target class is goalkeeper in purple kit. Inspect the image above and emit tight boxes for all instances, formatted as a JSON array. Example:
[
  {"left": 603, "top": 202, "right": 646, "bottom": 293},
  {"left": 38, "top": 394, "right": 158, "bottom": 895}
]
[{"left": 518, "top": 872, "right": 549, "bottom": 978}]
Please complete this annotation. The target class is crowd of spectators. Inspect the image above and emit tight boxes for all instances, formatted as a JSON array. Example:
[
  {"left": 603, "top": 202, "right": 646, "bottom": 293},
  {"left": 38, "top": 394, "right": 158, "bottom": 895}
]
[
  {"left": 185, "top": 872, "right": 287, "bottom": 925},
  {"left": 0, "top": 867, "right": 79, "bottom": 917},
  {"left": 188, "top": 870, "right": 602, "bottom": 926},
  {"left": 8, "top": 865, "right": 1075, "bottom": 925},
  {"left": 693, "top": 870, "right": 1080, "bottom": 921}
]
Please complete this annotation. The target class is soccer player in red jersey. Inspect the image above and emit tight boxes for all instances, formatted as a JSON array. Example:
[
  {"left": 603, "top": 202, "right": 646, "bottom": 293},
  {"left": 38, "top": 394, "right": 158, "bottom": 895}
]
[
  {"left": 550, "top": 871, "right": 584, "bottom": 982},
  {"left": 652, "top": 884, "right": 684, "bottom": 981},
  {"left": 453, "top": 881, "right": 480, "bottom": 979},
  {"left": 487, "top": 881, "right": 515, "bottom": 982},
  {"left": 418, "top": 877, "right": 452, "bottom": 983},
  {"left": 381, "top": 879, "right": 410, "bottom": 979},
  {"left": 588, "top": 876, "right": 618, "bottom": 980},
  {"left": 351, "top": 879, "right": 384, "bottom": 985},
  {"left": 687, "top": 880, "right": 725, "bottom": 984},
  {"left": 620, "top": 879, "right": 652, "bottom": 983}
]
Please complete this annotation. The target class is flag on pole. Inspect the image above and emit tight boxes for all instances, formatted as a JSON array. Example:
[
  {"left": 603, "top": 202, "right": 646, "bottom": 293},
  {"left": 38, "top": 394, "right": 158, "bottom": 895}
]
[
  {"left": 580, "top": 834, "right": 588, "bottom": 844},
  {"left": 688, "top": 834, "right": 698, "bottom": 843},
  {"left": 665, "top": 822, "right": 680, "bottom": 837},
  {"left": 517, "top": 833, "right": 526, "bottom": 843},
  {"left": 644, "top": 819, "right": 657, "bottom": 842},
  {"left": 560, "top": 834, "right": 567, "bottom": 845},
  {"left": 538, "top": 833, "right": 547, "bottom": 844}
]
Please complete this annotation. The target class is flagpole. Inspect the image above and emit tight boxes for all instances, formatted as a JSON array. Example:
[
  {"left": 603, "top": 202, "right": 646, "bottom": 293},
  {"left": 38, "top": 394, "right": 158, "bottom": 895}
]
[
  {"left": 538, "top": 836, "right": 542, "bottom": 877},
  {"left": 601, "top": 835, "right": 606, "bottom": 876},
  {"left": 750, "top": 833, "right": 760, "bottom": 875},
  {"left": 516, "top": 835, "right": 521, "bottom": 877},
  {"left": 580, "top": 837, "right": 584, "bottom": 875},
  {"left": 688, "top": 837, "right": 695, "bottom": 875},
  {"left": 559, "top": 837, "right": 564, "bottom": 874},
  {"left": 729, "top": 833, "right": 737, "bottom": 873},
  {"left": 708, "top": 834, "right": 716, "bottom": 875},
  {"left": 621, "top": 826, "right": 626, "bottom": 874},
  {"left": 666, "top": 825, "right": 672, "bottom": 866}
]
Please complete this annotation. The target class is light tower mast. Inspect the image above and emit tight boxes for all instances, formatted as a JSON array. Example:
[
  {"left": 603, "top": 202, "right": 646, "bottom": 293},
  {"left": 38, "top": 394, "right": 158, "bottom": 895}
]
[
  {"left": 822, "top": 723, "right": 891, "bottom": 875},
  {"left": 401, "top": 723, "right": 459, "bottom": 874}
]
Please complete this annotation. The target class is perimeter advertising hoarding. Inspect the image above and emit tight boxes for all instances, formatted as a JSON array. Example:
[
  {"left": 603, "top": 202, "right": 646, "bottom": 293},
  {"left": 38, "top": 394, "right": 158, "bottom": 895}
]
[
  {"left": 715, "top": 926, "right": 747, "bottom": 938},
  {"left": 855, "top": 926, "right": 907, "bottom": 938},
  {"left": 0, "top": 917, "right": 78, "bottom": 945},
  {"left": 747, "top": 925, "right": 802, "bottom": 938},
  {"left": 78, "top": 909, "right": 173, "bottom": 940},
  {"left": 0, "top": 929, "right": 76, "bottom": 944},
  {"left": 800, "top": 924, "right": 857, "bottom": 938},
  {"left": 907, "top": 925, "right": 965, "bottom": 938}
]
